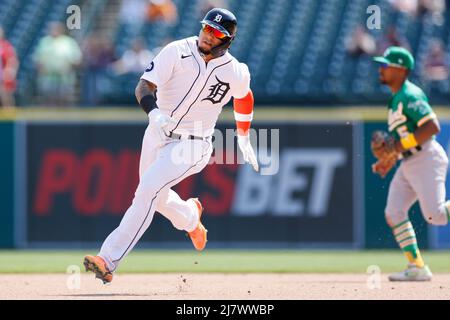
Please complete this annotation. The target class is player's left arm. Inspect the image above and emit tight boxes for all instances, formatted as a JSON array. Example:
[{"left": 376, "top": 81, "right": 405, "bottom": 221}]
[
  {"left": 234, "top": 89, "right": 254, "bottom": 136},
  {"left": 394, "top": 98, "right": 439, "bottom": 153},
  {"left": 394, "top": 118, "right": 440, "bottom": 153},
  {"left": 234, "top": 89, "right": 258, "bottom": 172}
]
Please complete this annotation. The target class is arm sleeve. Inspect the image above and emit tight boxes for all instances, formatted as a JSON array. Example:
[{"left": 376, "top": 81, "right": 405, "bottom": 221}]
[
  {"left": 140, "top": 42, "right": 178, "bottom": 87},
  {"left": 233, "top": 89, "right": 254, "bottom": 135},
  {"left": 404, "top": 95, "right": 436, "bottom": 127}
]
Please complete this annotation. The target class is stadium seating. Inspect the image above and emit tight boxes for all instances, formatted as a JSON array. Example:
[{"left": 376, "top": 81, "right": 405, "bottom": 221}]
[
  {"left": 0, "top": 0, "right": 448, "bottom": 106},
  {"left": 0, "top": 0, "right": 83, "bottom": 104},
  {"left": 110, "top": 0, "right": 450, "bottom": 105}
]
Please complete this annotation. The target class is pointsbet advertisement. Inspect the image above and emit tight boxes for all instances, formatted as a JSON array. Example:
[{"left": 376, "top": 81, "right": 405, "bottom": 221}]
[{"left": 22, "top": 122, "right": 359, "bottom": 247}]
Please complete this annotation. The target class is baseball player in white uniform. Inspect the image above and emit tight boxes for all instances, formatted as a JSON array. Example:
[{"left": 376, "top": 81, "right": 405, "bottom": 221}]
[{"left": 83, "top": 8, "right": 258, "bottom": 284}]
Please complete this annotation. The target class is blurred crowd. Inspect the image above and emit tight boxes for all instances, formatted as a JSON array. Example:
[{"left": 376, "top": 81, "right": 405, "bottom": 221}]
[
  {"left": 0, "top": 26, "right": 18, "bottom": 108},
  {"left": 0, "top": 0, "right": 448, "bottom": 108},
  {"left": 0, "top": 0, "right": 182, "bottom": 108},
  {"left": 346, "top": 0, "right": 449, "bottom": 93},
  {"left": 31, "top": 21, "right": 160, "bottom": 107}
]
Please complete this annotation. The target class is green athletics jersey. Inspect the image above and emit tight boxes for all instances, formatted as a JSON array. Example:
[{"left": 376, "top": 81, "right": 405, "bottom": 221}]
[{"left": 387, "top": 80, "right": 436, "bottom": 141}]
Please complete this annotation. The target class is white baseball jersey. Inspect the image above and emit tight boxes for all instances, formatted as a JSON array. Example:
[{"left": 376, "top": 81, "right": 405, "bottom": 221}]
[
  {"left": 140, "top": 36, "right": 250, "bottom": 137},
  {"left": 95, "top": 37, "right": 253, "bottom": 274}
]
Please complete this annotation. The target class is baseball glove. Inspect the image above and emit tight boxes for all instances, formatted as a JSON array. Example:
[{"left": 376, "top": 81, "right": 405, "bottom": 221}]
[{"left": 371, "top": 130, "right": 398, "bottom": 178}]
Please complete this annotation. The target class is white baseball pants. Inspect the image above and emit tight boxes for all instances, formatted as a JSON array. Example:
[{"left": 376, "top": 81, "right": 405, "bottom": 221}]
[
  {"left": 98, "top": 125, "right": 213, "bottom": 272},
  {"left": 385, "top": 139, "right": 449, "bottom": 227}
]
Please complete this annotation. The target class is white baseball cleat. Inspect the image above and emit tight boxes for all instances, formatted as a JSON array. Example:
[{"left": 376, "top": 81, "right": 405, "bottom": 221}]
[{"left": 388, "top": 264, "right": 432, "bottom": 282}]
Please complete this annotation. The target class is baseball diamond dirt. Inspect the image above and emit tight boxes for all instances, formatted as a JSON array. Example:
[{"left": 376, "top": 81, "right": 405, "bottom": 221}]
[
  {"left": 1, "top": 250, "right": 450, "bottom": 300},
  {"left": 1, "top": 273, "right": 450, "bottom": 300}
]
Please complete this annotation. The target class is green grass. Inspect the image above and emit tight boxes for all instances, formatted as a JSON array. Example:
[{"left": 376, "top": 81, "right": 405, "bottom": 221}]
[{"left": 0, "top": 250, "right": 449, "bottom": 274}]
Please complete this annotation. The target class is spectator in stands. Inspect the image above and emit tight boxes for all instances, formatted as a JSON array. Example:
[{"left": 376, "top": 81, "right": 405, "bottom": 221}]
[
  {"left": 376, "top": 27, "right": 411, "bottom": 55},
  {"left": 119, "top": 0, "right": 148, "bottom": 37},
  {"left": 418, "top": 0, "right": 446, "bottom": 25},
  {"left": 388, "top": 0, "right": 419, "bottom": 17},
  {"left": 422, "top": 39, "right": 449, "bottom": 85},
  {"left": 33, "top": 22, "right": 82, "bottom": 107},
  {"left": 112, "top": 38, "right": 154, "bottom": 75},
  {"left": 389, "top": 0, "right": 445, "bottom": 24},
  {"left": 0, "top": 27, "right": 18, "bottom": 108},
  {"left": 146, "top": 0, "right": 178, "bottom": 25},
  {"left": 345, "top": 25, "right": 376, "bottom": 57},
  {"left": 81, "top": 33, "right": 116, "bottom": 106}
]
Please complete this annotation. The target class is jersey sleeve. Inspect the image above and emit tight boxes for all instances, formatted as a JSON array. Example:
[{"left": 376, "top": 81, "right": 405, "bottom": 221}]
[
  {"left": 140, "top": 42, "right": 178, "bottom": 87},
  {"left": 403, "top": 95, "right": 436, "bottom": 127},
  {"left": 233, "top": 63, "right": 251, "bottom": 99}
]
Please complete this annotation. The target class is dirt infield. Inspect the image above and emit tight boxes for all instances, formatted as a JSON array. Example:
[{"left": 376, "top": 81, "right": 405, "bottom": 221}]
[{"left": 1, "top": 273, "right": 450, "bottom": 300}]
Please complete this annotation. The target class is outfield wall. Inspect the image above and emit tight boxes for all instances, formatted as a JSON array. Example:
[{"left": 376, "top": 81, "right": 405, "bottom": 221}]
[{"left": 1, "top": 108, "right": 450, "bottom": 249}]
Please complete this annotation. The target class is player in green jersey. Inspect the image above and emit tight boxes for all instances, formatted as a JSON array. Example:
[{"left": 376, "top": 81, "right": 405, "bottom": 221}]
[{"left": 373, "top": 46, "right": 450, "bottom": 281}]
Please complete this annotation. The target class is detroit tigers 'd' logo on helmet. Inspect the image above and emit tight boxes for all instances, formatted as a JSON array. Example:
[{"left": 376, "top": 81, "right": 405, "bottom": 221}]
[{"left": 202, "top": 76, "right": 230, "bottom": 104}]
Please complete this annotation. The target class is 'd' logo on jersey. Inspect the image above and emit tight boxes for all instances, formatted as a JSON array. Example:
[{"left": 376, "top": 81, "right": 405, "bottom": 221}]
[{"left": 202, "top": 76, "right": 230, "bottom": 104}]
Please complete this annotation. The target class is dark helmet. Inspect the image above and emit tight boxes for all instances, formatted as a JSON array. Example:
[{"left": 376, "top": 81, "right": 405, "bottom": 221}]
[{"left": 200, "top": 8, "right": 237, "bottom": 57}]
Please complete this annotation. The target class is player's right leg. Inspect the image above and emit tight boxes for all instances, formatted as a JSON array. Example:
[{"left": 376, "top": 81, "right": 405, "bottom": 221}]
[
  {"left": 385, "top": 165, "right": 432, "bottom": 281},
  {"left": 89, "top": 138, "right": 212, "bottom": 279},
  {"left": 84, "top": 127, "right": 212, "bottom": 282},
  {"left": 84, "top": 125, "right": 160, "bottom": 283}
]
